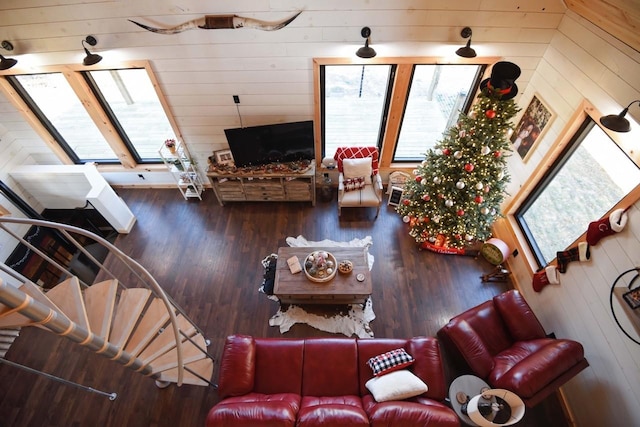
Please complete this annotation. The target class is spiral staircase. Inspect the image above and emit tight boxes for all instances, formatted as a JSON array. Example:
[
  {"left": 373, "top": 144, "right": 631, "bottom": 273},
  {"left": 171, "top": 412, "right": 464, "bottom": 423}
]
[{"left": 0, "top": 215, "right": 214, "bottom": 395}]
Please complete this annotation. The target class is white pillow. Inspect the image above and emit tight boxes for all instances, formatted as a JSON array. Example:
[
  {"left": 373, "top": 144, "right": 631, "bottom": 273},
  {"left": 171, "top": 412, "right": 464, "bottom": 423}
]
[
  {"left": 343, "top": 157, "right": 372, "bottom": 184},
  {"left": 365, "top": 369, "right": 428, "bottom": 402}
]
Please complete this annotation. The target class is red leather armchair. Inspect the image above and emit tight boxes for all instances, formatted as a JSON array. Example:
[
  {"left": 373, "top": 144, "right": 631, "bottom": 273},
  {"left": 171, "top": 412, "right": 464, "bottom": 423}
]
[{"left": 437, "top": 289, "right": 589, "bottom": 407}]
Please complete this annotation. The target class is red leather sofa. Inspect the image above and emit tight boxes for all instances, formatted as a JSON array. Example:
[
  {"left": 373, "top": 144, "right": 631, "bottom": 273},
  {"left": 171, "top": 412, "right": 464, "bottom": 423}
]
[
  {"left": 206, "top": 335, "right": 460, "bottom": 427},
  {"left": 437, "top": 289, "right": 589, "bottom": 407}
]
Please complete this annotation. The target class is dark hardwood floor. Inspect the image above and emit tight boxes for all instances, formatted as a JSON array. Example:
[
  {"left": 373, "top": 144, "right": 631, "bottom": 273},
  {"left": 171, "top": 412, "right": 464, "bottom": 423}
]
[{"left": 0, "top": 188, "right": 568, "bottom": 427}]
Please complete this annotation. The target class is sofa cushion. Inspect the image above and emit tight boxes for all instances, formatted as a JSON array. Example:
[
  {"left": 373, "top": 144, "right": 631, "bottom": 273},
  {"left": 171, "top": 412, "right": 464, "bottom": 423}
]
[
  {"left": 254, "top": 338, "right": 304, "bottom": 395},
  {"left": 206, "top": 392, "right": 300, "bottom": 427},
  {"left": 343, "top": 157, "right": 373, "bottom": 184},
  {"left": 365, "top": 370, "right": 428, "bottom": 402},
  {"left": 363, "top": 395, "right": 461, "bottom": 427},
  {"left": 298, "top": 396, "right": 368, "bottom": 427},
  {"left": 367, "top": 348, "right": 415, "bottom": 376},
  {"left": 302, "top": 338, "right": 359, "bottom": 396},
  {"left": 344, "top": 176, "right": 366, "bottom": 192},
  {"left": 489, "top": 338, "right": 586, "bottom": 399}
]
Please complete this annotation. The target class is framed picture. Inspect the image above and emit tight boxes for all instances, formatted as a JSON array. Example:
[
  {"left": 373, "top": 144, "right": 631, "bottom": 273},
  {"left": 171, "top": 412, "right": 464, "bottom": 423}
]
[
  {"left": 387, "top": 187, "right": 404, "bottom": 206},
  {"left": 214, "top": 149, "right": 234, "bottom": 166},
  {"left": 510, "top": 93, "right": 555, "bottom": 162},
  {"left": 623, "top": 287, "right": 640, "bottom": 310}
]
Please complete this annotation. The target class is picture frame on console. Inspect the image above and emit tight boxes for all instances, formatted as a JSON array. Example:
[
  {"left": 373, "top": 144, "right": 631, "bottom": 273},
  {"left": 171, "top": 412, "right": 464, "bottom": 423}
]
[{"left": 214, "top": 149, "right": 234, "bottom": 166}]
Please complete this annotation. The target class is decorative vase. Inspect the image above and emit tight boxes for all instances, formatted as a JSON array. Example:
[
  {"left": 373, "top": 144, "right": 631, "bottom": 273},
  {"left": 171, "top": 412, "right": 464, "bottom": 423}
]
[{"left": 169, "top": 146, "right": 176, "bottom": 154}]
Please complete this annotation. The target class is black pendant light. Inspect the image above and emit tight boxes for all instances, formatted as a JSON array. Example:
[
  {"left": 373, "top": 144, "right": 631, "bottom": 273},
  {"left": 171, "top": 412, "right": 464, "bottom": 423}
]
[
  {"left": 456, "top": 27, "right": 477, "bottom": 58},
  {"left": 0, "top": 40, "right": 18, "bottom": 70},
  {"left": 82, "top": 35, "right": 103, "bottom": 66},
  {"left": 356, "top": 27, "right": 377, "bottom": 59},
  {"left": 600, "top": 100, "right": 640, "bottom": 132}
]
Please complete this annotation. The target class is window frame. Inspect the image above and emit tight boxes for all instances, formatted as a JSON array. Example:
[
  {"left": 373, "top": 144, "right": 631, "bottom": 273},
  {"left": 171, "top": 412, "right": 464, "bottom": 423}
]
[
  {"left": 506, "top": 99, "right": 640, "bottom": 271},
  {"left": 313, "top": 57, "right": 498, "bottom": 170},
  {"left": 0, "top": 61, "right": 181, "bottom": 169}
]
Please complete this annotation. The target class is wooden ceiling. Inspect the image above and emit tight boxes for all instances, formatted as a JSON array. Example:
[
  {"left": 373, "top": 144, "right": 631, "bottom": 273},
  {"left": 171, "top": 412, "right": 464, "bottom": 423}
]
[{"left": 566, "top": 0, "right": 640, "bottom": 52}]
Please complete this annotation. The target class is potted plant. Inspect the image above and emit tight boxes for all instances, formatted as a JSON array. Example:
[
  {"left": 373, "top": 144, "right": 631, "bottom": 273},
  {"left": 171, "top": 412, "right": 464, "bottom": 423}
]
[{"left": 165, "top": 139, "right": 177, "bottom": 154}]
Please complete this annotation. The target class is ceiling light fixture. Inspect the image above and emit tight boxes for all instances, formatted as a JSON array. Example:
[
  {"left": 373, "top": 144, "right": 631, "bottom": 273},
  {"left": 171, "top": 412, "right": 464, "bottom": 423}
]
[
  {"left": 600, "top": 100, "right": 640, "bottom": 132},
  {"left": 0, "top": 40, "right": 18, "bottom": 70},
  {"left": 82, "top": 35, "right": 103, "bottom": 66},
  {"left": 456, "top": 27, "right": 477, "bottom": 58},
  {"left": 356, "top": 27, "right": 377, "bottom": 59}
]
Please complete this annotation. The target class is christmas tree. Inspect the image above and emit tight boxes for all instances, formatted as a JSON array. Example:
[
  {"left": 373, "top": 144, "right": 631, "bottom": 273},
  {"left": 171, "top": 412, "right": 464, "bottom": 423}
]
[{"left": 396, "top": 62, "right": 521, "bottom": 253}]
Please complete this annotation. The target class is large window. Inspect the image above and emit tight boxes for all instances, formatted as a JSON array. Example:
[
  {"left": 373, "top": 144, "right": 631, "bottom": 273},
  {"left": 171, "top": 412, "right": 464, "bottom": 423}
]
[
  {"left": 5, "top": 63, "right": 177, "bottom": 166},
  {"left": 319, "top": 61, "right": 484, "bottom": 162},
  {"left": 515, "top": 118, "right": 640, "bottom": 267}
]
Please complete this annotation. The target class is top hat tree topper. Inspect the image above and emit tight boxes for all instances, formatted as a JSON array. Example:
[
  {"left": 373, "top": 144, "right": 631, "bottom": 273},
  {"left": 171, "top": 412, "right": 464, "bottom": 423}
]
[{"left": 480, "top": 61, "right": 521, "bottom": 100}]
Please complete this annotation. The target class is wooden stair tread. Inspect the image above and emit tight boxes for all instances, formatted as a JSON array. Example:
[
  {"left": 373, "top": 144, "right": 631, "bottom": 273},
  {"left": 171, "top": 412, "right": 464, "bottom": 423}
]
[
  {"left": 158, "top": 357, "right": 213, "bottom": 386},
  {"left": 83, "top": 279, "right": 118, "bottom": 339},
  {"left": 109, "top": 288, "right": 152, "bottom": 348},
  {"left": 138, "top": 314, "right": 196, "bottom": 365},
  {"left": 124, "top": 298, "right": 172, "bottom": 357},
  {"left": 45, "top": 277, "right": 90, "bottom": 331},
  {"left": 149, "top": 333, "right": 208, "bottom": 374},
  {"left": 19, "top": 281, "right": 64, "bottom": 313},
  {"left": 0, "top": 311, "right": 35, "bottom": 328}
]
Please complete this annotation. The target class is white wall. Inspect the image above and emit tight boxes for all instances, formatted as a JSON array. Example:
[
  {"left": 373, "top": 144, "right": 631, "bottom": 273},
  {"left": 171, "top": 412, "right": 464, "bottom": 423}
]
[{"left": 499, "top": 11, "right": 640, "bottom": 427}]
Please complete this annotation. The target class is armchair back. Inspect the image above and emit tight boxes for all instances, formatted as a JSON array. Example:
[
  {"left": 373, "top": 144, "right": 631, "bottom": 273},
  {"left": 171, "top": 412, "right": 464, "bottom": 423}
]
[{"left": 334, "top": 146, "right": 379, "bottom": 175}]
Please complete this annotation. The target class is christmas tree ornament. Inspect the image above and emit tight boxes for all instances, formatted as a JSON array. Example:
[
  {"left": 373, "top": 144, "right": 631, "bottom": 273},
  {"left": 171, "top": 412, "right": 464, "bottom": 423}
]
[
  {"left": 402, "top": 199, "right": 410, "bottom": 206},
  {"left": 422, "top": 194, "right": 430, "bottom": 201},
  {"left": 475, "top": 182, "right": 484, "bottom": 190},
  {"left": 464, "top": 163, "right": 475, "bottom": 172},
  {"left": 454, "top": 150, "right": 463, "bottom": 159},
  {"left": 435, "top": 149, "right": 443, "bottom": 155},
  {"left": 457, "top": 209, "right": 465, "bottom": 216},
  {"left": 484, "top": 185, "right": 490, "bottom": 193},
  {"left": 485, "top": 109, "right": 496, "bottom": 119},
  {"left": 481, "top": 146, "right": 490, "bottom": 155},
  {"left": 465, "top": 234, "right": 474, "bottom": 241},
  {"left": 494, "top": 151, "right": 501, "bottom": 157},
  {"left": 456, "top": 181, "right": 465, "bottom": 189},
  {"left": 532, "top": 265, "right": 560, "bottom": 292},
  {"left": 474, "top": 195, "right": 483, "bottom": 203},
  {"left": 481, "top": 207, "right": 489, "bottom": 214},
  {"left": 586, "top": 207, "right": 629, "bottom": 246},
  {"left": 497, "top": 170, "right": 504, "bottom": 179},
  {"left": 433, "top": 177, "right": 441, "bottom": 184},
  {"left": 416, "top": 176, "right": 423, "bottom": 183},
  {"left": 403, "top": 215, "right": 410, "bottom": 223},
  {"left": 445, "top": 199, "right": 454, "bottom": 207},
  {"left": 556, "top": 242, "right": 590, "bottom": 273},
  {"left": 442, "top": 148, "right": 451, "bottom": 155}
]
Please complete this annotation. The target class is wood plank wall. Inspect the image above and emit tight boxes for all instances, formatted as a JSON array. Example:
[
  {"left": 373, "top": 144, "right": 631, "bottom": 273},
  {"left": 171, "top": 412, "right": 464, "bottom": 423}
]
[{"left": 496, "top": 11, "right": 640, "bottom": 427}]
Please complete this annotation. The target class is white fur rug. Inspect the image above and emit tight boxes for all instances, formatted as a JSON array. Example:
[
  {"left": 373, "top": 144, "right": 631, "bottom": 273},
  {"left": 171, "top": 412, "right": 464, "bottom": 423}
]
[{"left": 266, "top": 235, "right": 375, "bottom": 338}]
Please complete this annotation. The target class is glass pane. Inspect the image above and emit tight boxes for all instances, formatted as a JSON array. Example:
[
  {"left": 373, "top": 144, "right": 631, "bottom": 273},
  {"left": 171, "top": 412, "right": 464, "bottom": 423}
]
[
  {"left": 395, "top": 65, "right": 480, "bottom": 161},
  {"left": 89, "top": 69, "right": 176, "bottom": 160},
  {"left": 324, "top": 65, "right": 391, "bottom": 157},
  {"left": 15, "top": 73, "right": 117, "bottom": 161},
  {"left": 521, "top": 123, "right": 640, "bottom": 263}
]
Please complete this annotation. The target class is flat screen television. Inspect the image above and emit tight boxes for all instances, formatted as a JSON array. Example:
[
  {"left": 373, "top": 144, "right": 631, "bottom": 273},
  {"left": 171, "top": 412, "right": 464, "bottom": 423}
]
[{"left": 224, "top": 120, "right": 314, "bottom": 167}]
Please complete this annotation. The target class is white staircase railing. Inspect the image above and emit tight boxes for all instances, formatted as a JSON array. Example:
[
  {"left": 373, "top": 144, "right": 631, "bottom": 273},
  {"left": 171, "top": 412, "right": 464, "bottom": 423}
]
[{"left": 0, "top": 216, "right": 214, "bottom": 395}]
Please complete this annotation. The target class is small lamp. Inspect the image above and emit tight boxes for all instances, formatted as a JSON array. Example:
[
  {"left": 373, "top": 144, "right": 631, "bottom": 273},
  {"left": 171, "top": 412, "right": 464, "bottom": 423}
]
[
  {"left": 456, "top": 27, "right": 477, "bottom": 58},
  {"left": 0, "top": 40, "right": 18, "bottom": 70},
  {"left": 82, "top": 35, "right": 102, "bottom": 66},
  {"left": 600, "top": 100, "right": 640, "bottom": 132},
  {"left": 356, "top": 27, "right": 377, "bottom": 59}
]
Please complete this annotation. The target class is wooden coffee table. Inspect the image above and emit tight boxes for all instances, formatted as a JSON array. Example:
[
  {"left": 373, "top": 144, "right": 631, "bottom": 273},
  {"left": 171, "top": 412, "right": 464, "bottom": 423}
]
[{"left": 274, "top": 246, "right": 372, "bottom": 305}]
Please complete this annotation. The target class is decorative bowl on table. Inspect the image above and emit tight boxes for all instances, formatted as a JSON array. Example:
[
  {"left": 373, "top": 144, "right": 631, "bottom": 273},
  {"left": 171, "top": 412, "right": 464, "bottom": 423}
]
[
  {"left": 303, "top": 251, "right": 337, "bottom": 283},
  {"left": 338, "top": 260, "right": 353, "bottom": 274}
]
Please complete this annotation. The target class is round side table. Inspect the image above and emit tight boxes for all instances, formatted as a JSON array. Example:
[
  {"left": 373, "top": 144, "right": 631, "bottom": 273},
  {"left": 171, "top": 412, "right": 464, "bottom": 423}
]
[{"left": 449, "top": 375, "right": 491, "bottom": 426}]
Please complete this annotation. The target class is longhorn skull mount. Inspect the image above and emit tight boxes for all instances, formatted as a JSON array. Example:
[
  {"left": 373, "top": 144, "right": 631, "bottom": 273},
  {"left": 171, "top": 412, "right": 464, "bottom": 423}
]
[{"left": 129, "top": 11, "right": 302, "bottom": 34}]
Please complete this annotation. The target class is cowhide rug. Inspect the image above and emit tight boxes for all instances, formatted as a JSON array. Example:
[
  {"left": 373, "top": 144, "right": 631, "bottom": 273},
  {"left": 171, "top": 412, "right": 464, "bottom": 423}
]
[{"left": 260, "top": 235, "right": 375, "bottom": 338}]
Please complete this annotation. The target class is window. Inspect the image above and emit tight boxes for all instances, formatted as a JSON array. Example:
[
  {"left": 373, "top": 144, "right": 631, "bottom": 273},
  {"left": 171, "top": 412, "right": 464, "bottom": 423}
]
[
  {"left": 515, "top": 118, "right": 640, "bottom": 267},
  {"left": 322, "top": 64, "right": 394, "bottom": 157},
  {"left": 318, "top": 60, "right": 484, "bottom": 163},
  {"left": 394, "top": 65, "right": 481, "bottom": 161},
  {"left": 4, "top": 63, "right": 178, "bottom": 166}
]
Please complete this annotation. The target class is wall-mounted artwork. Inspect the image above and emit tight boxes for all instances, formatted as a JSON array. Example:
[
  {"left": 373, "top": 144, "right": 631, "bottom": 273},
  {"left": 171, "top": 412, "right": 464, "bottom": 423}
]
[{"left": 510, "top": 94, "right": 555, "bottom": 162}]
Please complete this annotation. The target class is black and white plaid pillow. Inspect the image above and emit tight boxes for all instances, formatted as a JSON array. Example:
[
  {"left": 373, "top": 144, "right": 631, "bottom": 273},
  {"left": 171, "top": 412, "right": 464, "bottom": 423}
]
[{"left": 367, "top": 348, "right": 415, "bottom": 376}]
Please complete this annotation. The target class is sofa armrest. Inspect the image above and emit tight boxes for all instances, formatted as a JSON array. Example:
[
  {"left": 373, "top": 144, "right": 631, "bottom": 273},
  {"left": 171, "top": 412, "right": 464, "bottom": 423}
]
[
  {"left": 338, "top": 173, "right": 345, "bottom": 199},
  {"left": 494, "top": 289, "right": 546, "bottom": 341},
  {"left": 373, "top": 174, "right": 383, "bottom": 199},
  {"left": 407, "top": 337, "right": 447, "bottom": 401},
  {"left": 218, "top": 335, "right": 256, "bottom": 398}
]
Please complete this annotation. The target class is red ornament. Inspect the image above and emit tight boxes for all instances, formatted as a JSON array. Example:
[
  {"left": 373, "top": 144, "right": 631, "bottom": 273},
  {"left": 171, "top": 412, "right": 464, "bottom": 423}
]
[
  {"left": 474, "top": 195, "right": 483, "bottom": 204},
  {"left": 442, "top": 148, "right": 451, "bottom": 155},
  {"left": 457, "top": 209, "right": 465, "bottom": 216},
  {"left": 416, "top": 176, "right": 423, "bottom": 183},
  {"left": 494, "top": 151, "right": 501, "bottom": 158},
  {"left": 485, "top": 109, "right": 496, "bottom": 119},
  {"left": 422, "top": 194, "right": 431, "bottom": 201},
  {"left": 464, "top": 163, "right": 475, "bottom": 172},
  {"left": 402, "top": 199, "right": 410, "bottom": 206}
]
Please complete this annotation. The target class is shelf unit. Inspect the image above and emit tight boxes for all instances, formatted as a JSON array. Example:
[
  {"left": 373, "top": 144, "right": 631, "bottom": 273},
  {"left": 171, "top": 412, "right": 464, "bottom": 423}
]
[
  {"left": 159, "top": 141, "right": 204, "bottom": 201},
  {"left": 207, "top": 163, "right": 316, "bottom": 206}
]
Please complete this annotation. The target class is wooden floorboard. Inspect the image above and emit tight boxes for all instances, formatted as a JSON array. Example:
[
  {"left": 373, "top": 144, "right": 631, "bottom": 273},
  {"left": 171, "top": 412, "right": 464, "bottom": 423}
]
[{"left": 0, "top": 188, "right": 568, "bottom": 427}]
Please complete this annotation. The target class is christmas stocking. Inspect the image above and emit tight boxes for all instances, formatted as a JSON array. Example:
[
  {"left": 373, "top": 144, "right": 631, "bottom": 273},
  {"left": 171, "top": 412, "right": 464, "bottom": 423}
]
[
  {"left": 586, "top": 207, "right": 629, "bottom": 246},
  {"left": 557, "top": 242, "right": 590, "bottom": 274},
  {"left": 532, "top": 265, "right": 560, "bottom": 292}
]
